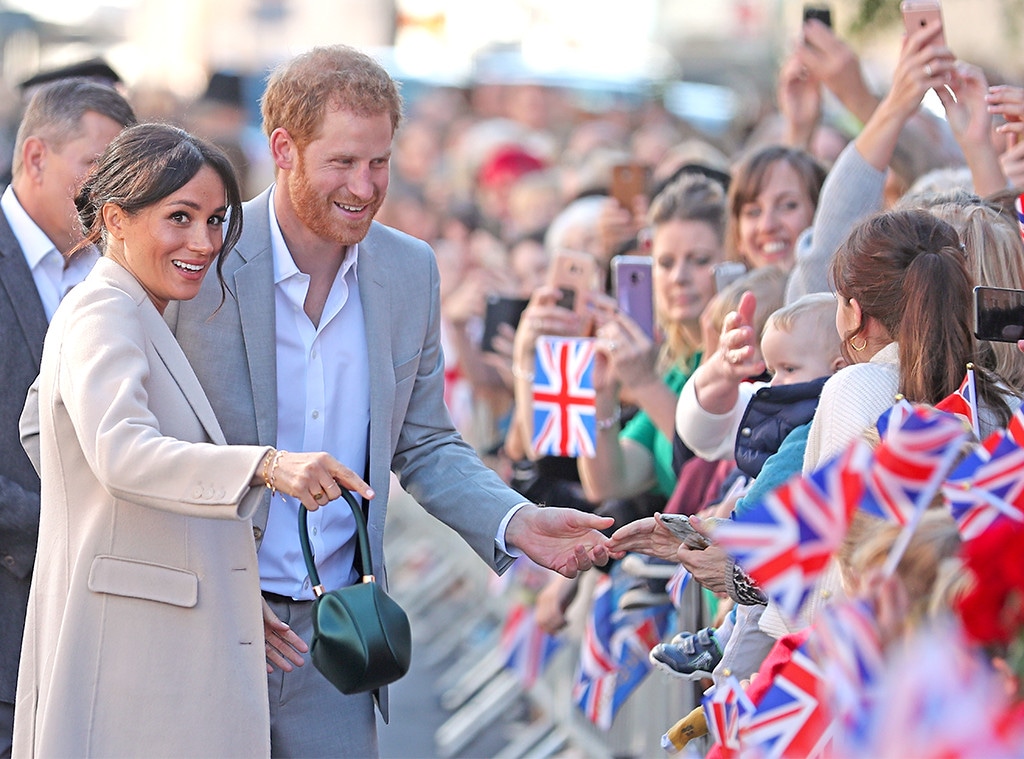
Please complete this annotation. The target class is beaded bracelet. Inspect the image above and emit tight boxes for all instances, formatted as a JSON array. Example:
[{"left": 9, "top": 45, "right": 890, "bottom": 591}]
[
  {"left": 511, "top": 364, "right": 536, "bottom": 382},
  {"left": 265, "top": 449, "right": 287, "bottom": 496},
  {"left": 595, "top": 406, "right": 621, "bottom": 431}
]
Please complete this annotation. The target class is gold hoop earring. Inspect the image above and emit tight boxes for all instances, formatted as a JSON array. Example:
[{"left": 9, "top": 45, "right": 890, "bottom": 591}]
[{"left": 849, "top": 336, "right": 867, "bottom": 352}]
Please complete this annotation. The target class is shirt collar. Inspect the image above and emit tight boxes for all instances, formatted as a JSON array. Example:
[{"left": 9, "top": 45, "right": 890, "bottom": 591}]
[
  {"left": 267, "top": 184, "right": 359, "bottom": 286},
  {"left": 1, "top": 185, "right": 60, "bottom": 269}
]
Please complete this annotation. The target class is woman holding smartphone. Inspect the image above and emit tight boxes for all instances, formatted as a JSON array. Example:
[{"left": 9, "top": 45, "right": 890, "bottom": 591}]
[
  {"left": 14, "top": 124, "right": 371, "bottom": 758},
  {"left": 579, "top": 173, "right": 727, "bottom": 503}
]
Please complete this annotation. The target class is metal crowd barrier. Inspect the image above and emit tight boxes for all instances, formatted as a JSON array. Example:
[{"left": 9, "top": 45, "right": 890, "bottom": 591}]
[{"left": 382, "top": 479, "right": 712, "bottom": 758}]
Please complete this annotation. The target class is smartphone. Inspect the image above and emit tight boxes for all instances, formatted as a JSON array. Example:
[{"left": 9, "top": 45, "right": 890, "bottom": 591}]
[
  {"left": 901, "top": 0, "right": 945, "bottom": 46},
  {"left": 802, "top": 4, "right": 832, "bottom": 27},
  {"left": 548, "top": 250, "right": 598, "bottom": 318},
  {"left": 610, "top": 163, "right": 650, "bottom": 211},
  {"left": 713, "top": 261, "right": 747, "bottom": 293},
  {"left": 612, "top": 255, "right": 656, "bottom": 341},
  {"left": 658, "top": 514, "right": 711, "bottom": 550},
  {"left": 974, "top": 286, "right": 1024, "bottom": 342},
  {"left": 481, "top": 295, "right": 530, "bottom": 353}
]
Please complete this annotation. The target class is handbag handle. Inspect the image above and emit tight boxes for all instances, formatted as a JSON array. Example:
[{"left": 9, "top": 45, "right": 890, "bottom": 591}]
[{"left": 299, "top": 488, "right": 373, "bottom": 598}]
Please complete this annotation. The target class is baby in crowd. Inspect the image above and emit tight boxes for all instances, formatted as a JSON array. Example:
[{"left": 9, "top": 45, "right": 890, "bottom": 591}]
[{"left": 653, "top": 293, "right": 845, "bottom": 681}]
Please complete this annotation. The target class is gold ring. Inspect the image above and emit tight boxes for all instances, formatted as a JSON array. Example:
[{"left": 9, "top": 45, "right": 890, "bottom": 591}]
[{"left": 312, "top": 491, "right": 326, "bottom": 501}]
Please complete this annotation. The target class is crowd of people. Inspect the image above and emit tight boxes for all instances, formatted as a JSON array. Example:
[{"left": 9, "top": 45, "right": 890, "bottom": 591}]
[{"left": 1, "top": 10, "right": 1024, "bottom": 759}]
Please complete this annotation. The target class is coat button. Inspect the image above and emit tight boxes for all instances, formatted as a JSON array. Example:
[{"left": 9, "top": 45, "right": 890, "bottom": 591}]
[
  {"left": 192, "top": 486, "right": 203, "bottom": 498},
  {"left": 2, "top": 555, "right": 14, "bottom": 569}
]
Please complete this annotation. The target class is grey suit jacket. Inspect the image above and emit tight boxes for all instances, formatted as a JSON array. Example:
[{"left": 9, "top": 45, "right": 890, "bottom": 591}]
[
  {"left": 167, "top": 190, "right": 523, "bottom": 713},
  {"left": 0, "top": 195, "right": 48, "bottom": 705}
]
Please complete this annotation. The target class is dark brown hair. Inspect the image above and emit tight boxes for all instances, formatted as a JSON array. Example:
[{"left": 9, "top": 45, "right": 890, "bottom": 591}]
[
  {"left": 830, "top": 209, "right": 974, "bottom": 405},
  {"left": 74, "top": 123, "right": 243, "bottom": 295}
]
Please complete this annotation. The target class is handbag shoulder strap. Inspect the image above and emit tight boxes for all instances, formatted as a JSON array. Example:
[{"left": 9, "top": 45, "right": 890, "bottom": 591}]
[{"left": 299, "top": 489, "right": 373, "bottom": 596}]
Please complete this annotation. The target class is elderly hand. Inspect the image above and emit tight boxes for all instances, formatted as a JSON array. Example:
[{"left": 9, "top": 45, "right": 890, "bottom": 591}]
[
  {"left": 607, "top": 515, "right": 684, "bottom": 562},
  {"left": 674, "top": 516, "right": 731, "bottom": 595},
  {"left": 505, "top": 505, "right": 618, "bottom": 578}
]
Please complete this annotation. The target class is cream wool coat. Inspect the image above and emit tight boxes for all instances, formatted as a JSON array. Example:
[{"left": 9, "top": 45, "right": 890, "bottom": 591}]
[{"left": 14, "top": 257, "right": 272, "bottom": 758}]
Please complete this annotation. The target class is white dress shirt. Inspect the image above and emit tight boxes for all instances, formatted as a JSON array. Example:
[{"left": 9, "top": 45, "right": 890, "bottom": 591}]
[
  {"left": 258, "top": 188, "right": 370, "bottom": 598},
  {"left": 1, "top": 185, "right": 97, "bottom": 320}
]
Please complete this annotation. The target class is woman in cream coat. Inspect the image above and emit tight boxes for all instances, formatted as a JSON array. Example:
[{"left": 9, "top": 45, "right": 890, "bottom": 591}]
[{"left": 14, "top": 124, "right": 371, "bottom": 758}]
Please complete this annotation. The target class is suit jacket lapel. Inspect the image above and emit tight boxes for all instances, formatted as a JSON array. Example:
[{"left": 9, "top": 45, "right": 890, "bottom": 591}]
[
  {"left": 0, "top": 203, "right": 48, "bottom": 368},
  {"left": 356, "top": 225, "right": 393, "bottom": 500},
  {"left": 227, "top": 189, "right": 278, "bottom": 447}
]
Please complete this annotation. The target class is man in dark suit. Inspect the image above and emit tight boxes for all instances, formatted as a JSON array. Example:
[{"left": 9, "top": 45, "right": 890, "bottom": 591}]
[{"left": 0, "top": 79, "right": 134, "bottom": 756}]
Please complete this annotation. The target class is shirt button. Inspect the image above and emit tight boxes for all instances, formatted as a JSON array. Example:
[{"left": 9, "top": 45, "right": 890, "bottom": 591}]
[
  {"left": 311, "top": 349, "right": 318, "bottom": 360},
  {"left": 311, "top": 410, "right": 319, "bottom": 420},
  {"left": 740, "top": 427, "right": 752, "bottom": 437},
  {"left": 312, "top": 526, "right": 318, "bottom": 536}
]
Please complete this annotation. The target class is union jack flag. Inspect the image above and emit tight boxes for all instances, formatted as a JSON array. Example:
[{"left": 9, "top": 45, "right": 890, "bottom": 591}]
[
  {"left": 941, "top": 432, "right": 1024, "bottom": 540},
  {"left": 809, "top": 600, "right": 883, "bottom": 750},
  {"left": 860, "top": 403, "right": 968, "bottom": 526},
  {"left": 739, "top": 642, "right": 834, "bottom": 759},
  {"left": 498, "top": 602, "right": 561, "bottom": 688},
  {"left": 531, "top": 337, "right": 597, "bottom": 457},
  {"left": 1006, "top": 404, "right": 1024, "bottom": 446},
  {"left": 712, "top": 440, "right": 870, "bottom": 620},
  {"left": 935, "top": 366, "right": 979, "bottom": 438},
  {"left": 665, "top": 565, "right": 690, "bottom": 609},
  {"left": 1015, "top": 192, "right": 1024, "bottom": 242},
  {"left": 703, "top": 675, "right": 755, "bottom": 755},
  {"left": 572, "top": 570, "right": 671, "bottom": 729}
]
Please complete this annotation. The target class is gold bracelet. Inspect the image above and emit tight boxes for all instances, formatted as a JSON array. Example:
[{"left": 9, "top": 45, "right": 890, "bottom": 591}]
[
  {"left": 261, "top": 449, "right": 275, "bottom": 489},
  {"left": 267, "top": 450, "right": 287, "bottom": 496}
]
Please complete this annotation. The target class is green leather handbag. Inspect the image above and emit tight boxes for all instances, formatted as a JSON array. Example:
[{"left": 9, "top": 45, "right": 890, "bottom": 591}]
[{"left": 298, "top": 489, "right": 412, "bottom": 694}]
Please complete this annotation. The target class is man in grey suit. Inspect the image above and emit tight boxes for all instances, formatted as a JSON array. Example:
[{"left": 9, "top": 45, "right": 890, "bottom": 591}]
[
  {"left": 0, "top": 80, "right": 134, "bottom": 756},
  {"left": 169, "top": 46, "right": 615, "bottom": 758}
]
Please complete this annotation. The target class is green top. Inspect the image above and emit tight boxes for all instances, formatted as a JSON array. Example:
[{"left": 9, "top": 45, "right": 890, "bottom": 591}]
[{"left": 620, "top": 352, "right": 702, "bottom": 498}]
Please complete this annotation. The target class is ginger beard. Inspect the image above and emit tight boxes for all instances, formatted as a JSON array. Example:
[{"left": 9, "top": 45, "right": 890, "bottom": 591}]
[{"left": 288, "top": 150, "right": 385, "bottom": 247}]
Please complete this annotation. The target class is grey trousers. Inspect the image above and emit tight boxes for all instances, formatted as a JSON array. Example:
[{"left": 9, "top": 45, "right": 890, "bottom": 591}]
[
  {"left": 264, "top": 595, "right": 379, "bottom": 759},
  {"left": 712, "top": 604, "right": 775, "bottom": 688}
]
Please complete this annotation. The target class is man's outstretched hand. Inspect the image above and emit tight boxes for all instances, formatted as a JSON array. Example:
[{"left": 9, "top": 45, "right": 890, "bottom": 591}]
[{"left": 505, "top": 505, "right": 620, "bottom": 578}]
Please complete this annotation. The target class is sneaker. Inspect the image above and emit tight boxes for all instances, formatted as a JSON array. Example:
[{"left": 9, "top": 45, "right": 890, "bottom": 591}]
[
  {"left": 620, "top": 553, "right": 677, "bottom": 580},
  {"left": 649, "top": 628, "right": 722, "bottom": 679}
]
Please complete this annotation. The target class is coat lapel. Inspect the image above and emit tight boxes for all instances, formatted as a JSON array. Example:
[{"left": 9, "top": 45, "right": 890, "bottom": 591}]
[
  {"left": 0, "top": 203, "right": 48, "bottom": 368},
  {"left": 98, "top": 258, "right": 229, "bottom": 446}
]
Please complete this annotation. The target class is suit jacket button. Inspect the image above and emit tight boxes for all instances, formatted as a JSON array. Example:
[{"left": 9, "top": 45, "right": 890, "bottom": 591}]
[
  {"left": 253, "top": 526, "right": 263, "bottom": 541},
  {"left": 2, "top": 555, "right": 14, "bottom": 569}
]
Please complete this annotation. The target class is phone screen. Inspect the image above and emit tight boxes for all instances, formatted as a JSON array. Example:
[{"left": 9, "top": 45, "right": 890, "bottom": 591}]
[
  {"left": 610, "top": 164, "right": 649, "bottom": 210},
  {"left": 974, "top": 286, "right": 1024, "bottom": 342}
]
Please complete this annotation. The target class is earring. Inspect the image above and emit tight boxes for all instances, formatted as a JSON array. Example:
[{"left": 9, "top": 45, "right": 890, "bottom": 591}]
[{"left": 849, "top": 336, "right": 867, "bottom": 352}]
